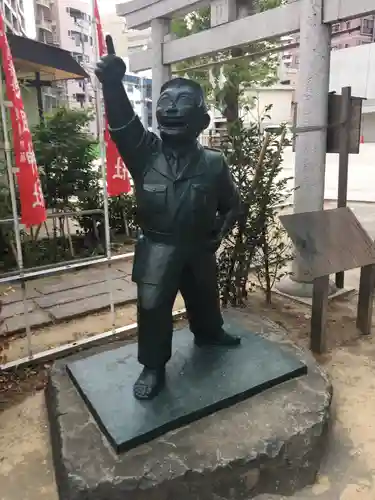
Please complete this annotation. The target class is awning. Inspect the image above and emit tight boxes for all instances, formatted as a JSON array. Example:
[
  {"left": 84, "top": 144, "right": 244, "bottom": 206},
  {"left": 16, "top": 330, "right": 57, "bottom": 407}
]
[{"left": 7, "top": 33, "right": 89, "bottom": 82}]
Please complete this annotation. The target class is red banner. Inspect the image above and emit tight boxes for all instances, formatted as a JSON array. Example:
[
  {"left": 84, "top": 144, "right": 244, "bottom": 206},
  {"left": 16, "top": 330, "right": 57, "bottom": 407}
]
[
  {"left": 93, "top": 0, "right": 131, "bottom": 197},
  {"left": 0, "top": 13, "right": 46, "bottom": 227}
]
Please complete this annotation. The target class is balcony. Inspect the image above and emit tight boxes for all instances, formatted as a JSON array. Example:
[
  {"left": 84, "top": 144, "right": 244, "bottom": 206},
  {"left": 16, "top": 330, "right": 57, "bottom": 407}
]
[
  {"left": 35, "top": 0, "right": 52, "bottom": 8},
  {"left": 36, "top": 18, "right": 53, "bottom": 32},
  {"left": 18, "top": 0, "right": 25, "bottom": 13}
]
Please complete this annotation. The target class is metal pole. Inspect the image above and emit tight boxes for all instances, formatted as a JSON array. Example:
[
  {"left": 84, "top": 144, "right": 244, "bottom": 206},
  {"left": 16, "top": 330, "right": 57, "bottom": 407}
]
[
  {"left": 35, "top": 72, "right": 45, "bottom": 124},
  {"left": 91, "top": 0, "right": 116, "bottom": 331},
  {"left": 1, "top": 308, "right": 187, "bottom": 371},
  {"left": 0, "top": 69, "right": 33, "bottom": 358},
  {"left": 336, "top": 86, "right": 352, "bottom": 289},
  {"left": 0, "top": 251, "right": 134, "bottom": 285}
]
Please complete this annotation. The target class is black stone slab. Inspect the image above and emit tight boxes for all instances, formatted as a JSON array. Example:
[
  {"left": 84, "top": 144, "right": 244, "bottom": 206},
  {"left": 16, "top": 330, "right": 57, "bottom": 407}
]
[{"left": 67, "top": 317, "right": 307, "bottom": 454}]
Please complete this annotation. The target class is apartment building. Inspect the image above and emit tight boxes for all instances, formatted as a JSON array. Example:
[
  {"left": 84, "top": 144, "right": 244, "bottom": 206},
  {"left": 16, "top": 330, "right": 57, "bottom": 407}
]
[
  {"left": 1, "top": 0, "right": 27, "bottom": 35},
  {"left": 53, "top": 0, "right": 95, "bottom": 111},
  {"left": 123, "top": 69, "right": 152, "bottom": 129},
  {"left": 101, "top": 11, "right": 128, "bottom": 58},
  {"left": 32, "top": 1, "right": 153, "bottom": 133},
  {"left": 280, "top": 15, "right": 375, "bottom": 77},
  {"left": 34, "top": 0, "right": 56, "bottom": 45}
]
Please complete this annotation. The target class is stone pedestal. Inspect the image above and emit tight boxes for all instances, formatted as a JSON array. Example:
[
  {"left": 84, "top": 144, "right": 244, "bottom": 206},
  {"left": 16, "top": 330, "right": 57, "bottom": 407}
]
[{"left": 46, "top": 311, "right": 332, "bottom": 500}]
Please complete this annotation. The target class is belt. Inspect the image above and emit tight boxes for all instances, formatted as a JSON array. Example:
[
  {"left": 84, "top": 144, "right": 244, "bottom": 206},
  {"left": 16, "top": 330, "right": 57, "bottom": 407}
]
[{"left": 142, "top": 229, "right": 209, "bottom": 245}]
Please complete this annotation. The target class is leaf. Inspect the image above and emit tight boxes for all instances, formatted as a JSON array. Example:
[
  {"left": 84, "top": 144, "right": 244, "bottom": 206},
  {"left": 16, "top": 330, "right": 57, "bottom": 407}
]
[{"left": 171, "top": 1, "right": 283, "bottom": 122}]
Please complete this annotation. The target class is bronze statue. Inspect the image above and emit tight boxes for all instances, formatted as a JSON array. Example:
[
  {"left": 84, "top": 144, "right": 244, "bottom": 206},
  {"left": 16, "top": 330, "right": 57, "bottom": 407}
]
[{"left": 95, "top": 36, "right": 241, "bottom": 401}]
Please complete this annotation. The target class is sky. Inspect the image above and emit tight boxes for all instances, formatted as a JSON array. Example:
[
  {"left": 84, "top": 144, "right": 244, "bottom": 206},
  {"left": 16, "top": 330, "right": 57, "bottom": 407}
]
[{"left": 25, "top": 0, "right": 122, "bottom": 38}]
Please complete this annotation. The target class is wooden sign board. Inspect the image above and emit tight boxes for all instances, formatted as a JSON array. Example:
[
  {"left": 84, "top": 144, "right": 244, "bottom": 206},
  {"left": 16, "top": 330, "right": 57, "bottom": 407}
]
[
  {"left": 279, "top": 207, "right": 375, "bottom": 280},
  {"left": 326, "top": 94, "right": 363, "bottom": 154},
  {"left": 292, "top": 94, "right": 363, "bottom": 154}
]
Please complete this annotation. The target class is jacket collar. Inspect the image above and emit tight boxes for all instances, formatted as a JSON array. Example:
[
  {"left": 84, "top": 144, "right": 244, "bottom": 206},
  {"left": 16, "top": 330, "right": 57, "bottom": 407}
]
[{"left": 151, "top": 141, "right": 206, "bottom": 181}]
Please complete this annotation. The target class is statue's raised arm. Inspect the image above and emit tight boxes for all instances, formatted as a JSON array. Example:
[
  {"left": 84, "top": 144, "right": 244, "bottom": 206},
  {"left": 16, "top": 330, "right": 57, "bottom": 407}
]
[{"left": 95, "top": 35, "right": 155, "bottom": 179}]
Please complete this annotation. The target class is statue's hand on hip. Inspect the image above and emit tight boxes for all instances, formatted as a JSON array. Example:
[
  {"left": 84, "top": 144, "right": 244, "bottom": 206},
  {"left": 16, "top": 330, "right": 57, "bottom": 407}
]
[{"left": 95, "top": 35, "right": 126, "bottom": 85}]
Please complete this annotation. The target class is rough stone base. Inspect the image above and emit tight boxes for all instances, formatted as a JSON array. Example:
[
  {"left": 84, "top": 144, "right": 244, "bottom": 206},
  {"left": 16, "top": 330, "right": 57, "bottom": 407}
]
[{"left": 46, "top": 310, "right": 332, "bottom": 500}]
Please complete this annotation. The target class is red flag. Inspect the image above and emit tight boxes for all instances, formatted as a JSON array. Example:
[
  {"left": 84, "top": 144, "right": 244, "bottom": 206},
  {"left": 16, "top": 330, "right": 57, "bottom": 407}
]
[
  {"left": 93, "top": 0, "right": 131, "bottom": 197},
  {"left": 0, "top": 13, "right": 46, "bottom": 228}
]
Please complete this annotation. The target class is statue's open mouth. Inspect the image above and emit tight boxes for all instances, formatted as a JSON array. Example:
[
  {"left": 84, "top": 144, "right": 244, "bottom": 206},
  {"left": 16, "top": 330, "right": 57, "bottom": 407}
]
[{"left": 159, "top": 116, "right": 187, "bottom": 129}]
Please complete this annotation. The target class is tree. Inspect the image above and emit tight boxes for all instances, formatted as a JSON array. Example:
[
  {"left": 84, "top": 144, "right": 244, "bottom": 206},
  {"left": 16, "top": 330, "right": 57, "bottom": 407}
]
[
  {"left": 171, "top": 0, "right": 285, "bottom": 123},
  {"left": 216, "top": 105, "right": 293, "bottom": 306},
  {"left": 29, "top": 108, "right": 102, "bottom": 260},
  {"left": 32, "top": 107, "right": 100, "bottom": 213}
]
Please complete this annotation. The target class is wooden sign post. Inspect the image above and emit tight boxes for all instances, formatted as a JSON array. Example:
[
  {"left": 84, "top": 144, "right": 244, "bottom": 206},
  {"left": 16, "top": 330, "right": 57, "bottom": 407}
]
[
  {"left": 280, "top": 208, "right": 375, "bottom": 354},
  {"left": 326, "top": 87, "right": 364, "bottom": 288}
]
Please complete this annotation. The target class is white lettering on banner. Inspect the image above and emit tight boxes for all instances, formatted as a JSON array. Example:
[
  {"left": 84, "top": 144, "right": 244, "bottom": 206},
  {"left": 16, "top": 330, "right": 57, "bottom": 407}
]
[
  {"left": 32, "top": 180, "right": 44, "bottom": 209},
  {"left": 18, "top": 110, "right": 30, "bottom": 135},
  {"left": 112, "top": 157, "right": 127, "bottom": 180},
  {"left": 19, "top": 148, "right": 37, "bottom": 175},
  {"left": 8, "top": 60, "right": 21, "bottom": 99}
]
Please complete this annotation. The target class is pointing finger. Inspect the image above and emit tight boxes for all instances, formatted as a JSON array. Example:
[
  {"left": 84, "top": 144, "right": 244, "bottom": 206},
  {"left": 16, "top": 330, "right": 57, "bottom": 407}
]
[{"left": 105, "top": 34, "right": 116, "bottom": 56}]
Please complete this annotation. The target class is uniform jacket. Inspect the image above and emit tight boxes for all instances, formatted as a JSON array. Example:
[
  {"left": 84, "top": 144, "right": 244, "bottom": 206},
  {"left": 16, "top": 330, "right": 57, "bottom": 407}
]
[{"left": 110, "top": 115, "right": 240, "bottom": 287}]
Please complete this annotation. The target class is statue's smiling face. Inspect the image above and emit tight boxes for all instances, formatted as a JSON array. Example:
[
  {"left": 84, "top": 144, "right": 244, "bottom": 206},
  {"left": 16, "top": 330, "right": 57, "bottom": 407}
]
[{"left": 156, "top": 83, "right": 208, "bottom": 140}]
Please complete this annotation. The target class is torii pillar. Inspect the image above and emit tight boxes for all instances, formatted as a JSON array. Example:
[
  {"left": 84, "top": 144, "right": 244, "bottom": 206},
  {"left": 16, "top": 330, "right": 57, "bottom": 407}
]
[{"left": 151, "top": 18, "right": 171, "bottom": 133}]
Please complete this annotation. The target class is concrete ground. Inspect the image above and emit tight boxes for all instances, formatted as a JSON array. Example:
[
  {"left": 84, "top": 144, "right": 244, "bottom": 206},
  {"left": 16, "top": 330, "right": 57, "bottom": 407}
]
[
  {"left": 0, "top": 259, "right": 136, "bottom": 336},
  {"left": 282, "top": 143, "right": 375, "bottom": 203}
]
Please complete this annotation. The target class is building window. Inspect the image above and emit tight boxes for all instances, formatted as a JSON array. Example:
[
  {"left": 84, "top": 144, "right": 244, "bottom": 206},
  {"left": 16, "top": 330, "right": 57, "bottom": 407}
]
[
  {"left": 332, "top": 23, "right": 340, "bottom": 33},
  {"left": 346, "top": 21, "right": 351, "bottom": 30},
  {"left": 145, "top": 82, "right": 152, "bottom": 99},
  {"left": 361, "top": 18, "right": 374, "bottom": 35},
  {"left": 72, "top": 52, "right": 83, "bottom": 64}
]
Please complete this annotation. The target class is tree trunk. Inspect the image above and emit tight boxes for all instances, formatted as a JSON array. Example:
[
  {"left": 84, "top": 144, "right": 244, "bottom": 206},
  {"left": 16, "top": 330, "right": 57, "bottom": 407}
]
[
  {"left": 222, "top": 0, "right": 256, "bottom": 124},
  {"left": 223, "top": 84, "right": 240, "bottom": 123}
]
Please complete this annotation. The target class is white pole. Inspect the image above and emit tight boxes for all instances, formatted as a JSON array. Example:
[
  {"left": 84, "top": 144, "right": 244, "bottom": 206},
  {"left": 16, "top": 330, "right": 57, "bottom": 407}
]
[
  {"left": 0, "top": 70, "right": 33, "bottom": 357},
  {"left": 140, "top": 77, "right": 148, "bottom": 128},
  {"left": 277, "top": 0, "right": 332, "bottom": 298},
  {"left": 91, "top": 0, "right": 116, "bottom": 331}
]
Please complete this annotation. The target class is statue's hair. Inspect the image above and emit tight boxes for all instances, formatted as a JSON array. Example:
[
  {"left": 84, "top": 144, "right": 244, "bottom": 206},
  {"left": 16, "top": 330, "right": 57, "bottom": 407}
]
[{"left": 160, "top": 77, "right": 208, "bottom": 113}]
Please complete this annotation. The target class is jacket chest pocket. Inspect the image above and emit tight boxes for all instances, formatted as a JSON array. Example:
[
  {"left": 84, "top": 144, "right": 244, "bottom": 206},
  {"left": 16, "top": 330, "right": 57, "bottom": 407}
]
[
  {"left": 191, "top": 184, "right": 209, "bottom": 211},
  {"left": 141, "top": 184, "right": 167, "bottom": 212}
]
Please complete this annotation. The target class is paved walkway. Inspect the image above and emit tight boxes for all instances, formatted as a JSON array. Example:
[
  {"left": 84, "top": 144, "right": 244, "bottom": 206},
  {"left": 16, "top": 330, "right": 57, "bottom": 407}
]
[
  {"left": 1, "top": 259, "right": 136, "bottom": 335},
  {"left": 1, "top": 200, "right": 375, "bottom": 335}
]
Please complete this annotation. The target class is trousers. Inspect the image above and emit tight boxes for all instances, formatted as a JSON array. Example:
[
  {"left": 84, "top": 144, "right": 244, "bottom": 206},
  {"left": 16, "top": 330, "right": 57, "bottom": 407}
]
[{"left": 137, "top": 252, "right": 224, "bottom": 369}]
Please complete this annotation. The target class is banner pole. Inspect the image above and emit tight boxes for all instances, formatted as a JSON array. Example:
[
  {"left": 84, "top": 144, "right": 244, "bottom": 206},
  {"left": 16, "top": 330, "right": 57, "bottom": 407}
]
[
  {"left": 0, "top": 69, "right": 32, "bottom": 358},
  {"left": 91, "top": 0, "right": 116, "bottom": 331}
]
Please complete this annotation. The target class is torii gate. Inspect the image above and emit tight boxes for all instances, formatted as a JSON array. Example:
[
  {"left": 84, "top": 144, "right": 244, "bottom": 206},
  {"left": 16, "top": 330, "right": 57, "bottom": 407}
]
[{"left": 116, "top": 0, "right": 375, "bottom": 296}]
